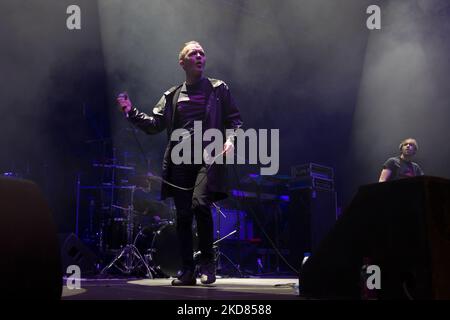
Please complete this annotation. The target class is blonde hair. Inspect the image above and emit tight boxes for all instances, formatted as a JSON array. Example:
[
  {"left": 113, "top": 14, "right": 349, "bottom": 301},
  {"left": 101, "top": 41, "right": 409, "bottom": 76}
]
[{"left": 178, "top": 41, "right": 203, "bottom": 61}]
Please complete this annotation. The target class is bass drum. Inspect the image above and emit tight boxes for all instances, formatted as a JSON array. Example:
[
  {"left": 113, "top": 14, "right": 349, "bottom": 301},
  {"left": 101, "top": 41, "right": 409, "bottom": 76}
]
[{"left": 150, "top": 221, "right": 198, "bottom": 277}]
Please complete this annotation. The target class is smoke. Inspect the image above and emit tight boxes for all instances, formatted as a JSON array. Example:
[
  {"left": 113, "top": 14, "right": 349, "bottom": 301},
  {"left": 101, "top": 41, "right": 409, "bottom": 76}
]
[
  {"left": 1, "top": 0, "right": 109, "bottom": 232},
  {"left": 6, "top": 0, "right": 447, "bottom": 226},
  {"left": 350, "top": 0, "right": 450, "bottom": 190},
  {"left": 97, "top": 0, "right": 372, "bottom": 182}
]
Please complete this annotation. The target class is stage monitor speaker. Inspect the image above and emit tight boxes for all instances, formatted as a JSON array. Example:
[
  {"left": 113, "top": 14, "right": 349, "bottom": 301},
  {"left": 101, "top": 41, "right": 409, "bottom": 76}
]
[
  {"left": 0, "top": 177, "right": 62, "bottom": 299},
  {"left": 300, "top": 176, "right": 450, "bottom": 299},
  {"left": 59, "top": 233, "right": 99, "bottom": 276},
  {"left": 288, "top": 188, "right": 337, "bottom": 269}
]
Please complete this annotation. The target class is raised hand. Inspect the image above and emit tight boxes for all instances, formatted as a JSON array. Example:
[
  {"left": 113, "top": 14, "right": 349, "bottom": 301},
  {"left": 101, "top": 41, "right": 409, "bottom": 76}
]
[{"left": 116, "top": 92, "right": 132, "bottom": 114}]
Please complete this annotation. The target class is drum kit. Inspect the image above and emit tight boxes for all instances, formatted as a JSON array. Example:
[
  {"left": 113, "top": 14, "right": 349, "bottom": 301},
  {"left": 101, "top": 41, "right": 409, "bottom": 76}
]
[
  {"left": 75, "top": 157, "right": 182, "bottom": 278},
  {"left": 75, "top": 155, "right": 241, "bottom": 278}
]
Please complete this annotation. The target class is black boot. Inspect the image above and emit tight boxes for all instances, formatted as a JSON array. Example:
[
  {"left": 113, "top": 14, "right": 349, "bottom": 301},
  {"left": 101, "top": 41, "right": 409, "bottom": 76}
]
[
  {"left": 171, "top": 268, "right": 197, "bottom": 286},
  {"left": 199, "top": 261, "right": 216, "bottom": 285}
]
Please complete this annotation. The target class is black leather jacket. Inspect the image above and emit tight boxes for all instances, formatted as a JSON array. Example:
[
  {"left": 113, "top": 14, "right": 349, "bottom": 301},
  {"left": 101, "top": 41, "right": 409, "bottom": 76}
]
[{"left": 127, "top": 78, "right": 243, "bottom": 201}]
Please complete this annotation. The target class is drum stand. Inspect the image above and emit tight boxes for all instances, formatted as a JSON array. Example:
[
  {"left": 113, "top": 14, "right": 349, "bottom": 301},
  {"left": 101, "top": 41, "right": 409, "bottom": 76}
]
[
  {"left": 100, "top": 186, "right": 155, "bottom": 278},
  {"left": 211, "top": 204, "right": 243, "bottom": 277}
]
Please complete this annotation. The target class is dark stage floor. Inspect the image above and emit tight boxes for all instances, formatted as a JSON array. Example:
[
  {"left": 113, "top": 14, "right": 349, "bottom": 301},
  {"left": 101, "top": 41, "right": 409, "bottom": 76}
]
[{"left": 61, "top": 276, "right": 301, "bottom": 300}]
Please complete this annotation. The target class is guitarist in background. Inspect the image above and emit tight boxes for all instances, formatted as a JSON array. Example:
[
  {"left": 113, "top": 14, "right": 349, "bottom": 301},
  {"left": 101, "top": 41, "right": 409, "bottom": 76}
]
[
  {"left": 116, "top": 41, "right": 243, "bottom": 286},
  {"left": 379, "top": 138, "right": 424, "bottom": 182}
]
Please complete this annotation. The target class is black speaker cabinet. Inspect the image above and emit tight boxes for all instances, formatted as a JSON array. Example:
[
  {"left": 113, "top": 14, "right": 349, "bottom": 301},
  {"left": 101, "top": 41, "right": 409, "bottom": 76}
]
[
  {"left": 301, "top": 176, "right": 450, "bottom": 299},
  {"left": 59, "top": 233, "right": 99, "bottom": 275},
  {"left": 288, "top": 188, "right": 337, "bottom": 269},
  {"left": 0, "top": 177, "right": 62, "bottom": 299}
]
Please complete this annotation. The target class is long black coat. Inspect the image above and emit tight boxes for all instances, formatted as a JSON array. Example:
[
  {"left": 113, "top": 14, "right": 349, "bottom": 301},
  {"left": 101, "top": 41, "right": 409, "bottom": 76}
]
[{"left": 127, "top": 78, "right": 243, "bottom": 201}]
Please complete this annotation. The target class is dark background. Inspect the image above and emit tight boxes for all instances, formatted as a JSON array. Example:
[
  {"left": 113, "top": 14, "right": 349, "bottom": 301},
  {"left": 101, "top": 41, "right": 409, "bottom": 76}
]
[{"left": 2, "top": 0, "right": 450, "bottom": 243}]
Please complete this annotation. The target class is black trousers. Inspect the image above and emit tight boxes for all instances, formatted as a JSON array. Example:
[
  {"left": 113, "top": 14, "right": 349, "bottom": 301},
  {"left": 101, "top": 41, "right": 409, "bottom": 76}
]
[{"left": 170, "top": 163, "right": 215, "bottom": 271}]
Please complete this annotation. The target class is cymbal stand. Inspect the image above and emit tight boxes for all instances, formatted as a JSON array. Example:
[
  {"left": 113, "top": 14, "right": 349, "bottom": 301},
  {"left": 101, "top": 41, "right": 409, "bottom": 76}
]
[
  {"left": 100, "top": 186, "right": 155, "bottom": 278},
  {"left": 211, "top": 204, "right": 243, "bottom": 277}
]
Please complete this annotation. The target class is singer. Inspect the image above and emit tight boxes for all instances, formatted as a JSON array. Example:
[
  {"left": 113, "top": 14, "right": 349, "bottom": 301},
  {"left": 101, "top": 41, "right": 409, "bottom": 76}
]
[{"left": 116, "top": 41, "right": 243, "bottom": 285}]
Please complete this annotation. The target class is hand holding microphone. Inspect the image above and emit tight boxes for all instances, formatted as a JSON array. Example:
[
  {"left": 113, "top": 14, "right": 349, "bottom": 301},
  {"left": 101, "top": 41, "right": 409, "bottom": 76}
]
[
  {"left": 116, "top": 92, "right": 132, "bottom": 117},
  {"left": 223, "top": 140, "right": 234, "bottom": 155}
]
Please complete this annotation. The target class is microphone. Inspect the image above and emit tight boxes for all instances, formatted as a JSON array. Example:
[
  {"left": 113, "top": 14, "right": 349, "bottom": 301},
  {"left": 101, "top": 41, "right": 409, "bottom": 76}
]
[
  {"left": 123, "top": 107, "right": 129, "bottom": 118},
  {"left": 118, "top": 92, "right": 130, "bottom": 118}
]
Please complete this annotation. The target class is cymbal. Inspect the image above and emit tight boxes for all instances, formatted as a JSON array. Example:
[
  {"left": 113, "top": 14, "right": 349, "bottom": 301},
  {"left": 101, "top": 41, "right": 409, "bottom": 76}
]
[{"left": 92, "top": 162, "right": 135, "bottom": 170}]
